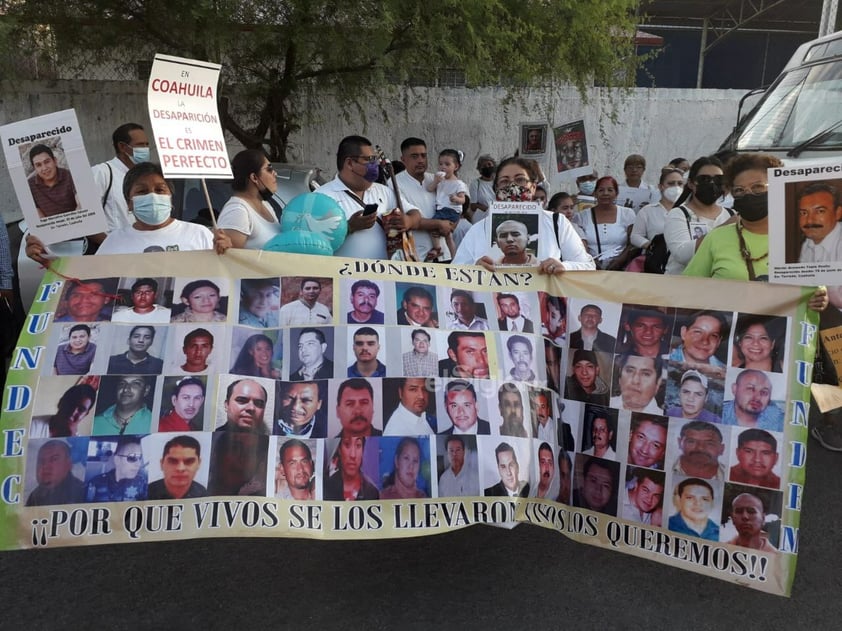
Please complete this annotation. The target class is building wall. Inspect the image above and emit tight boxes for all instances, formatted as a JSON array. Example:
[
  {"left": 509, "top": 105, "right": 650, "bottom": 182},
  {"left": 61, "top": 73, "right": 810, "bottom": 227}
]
[{"left": 0, "top": 80, "right": 745, "bottom": 223}]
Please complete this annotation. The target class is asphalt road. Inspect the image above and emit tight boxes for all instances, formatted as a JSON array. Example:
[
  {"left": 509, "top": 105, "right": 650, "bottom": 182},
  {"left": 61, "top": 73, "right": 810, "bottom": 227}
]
[{"left": 1, "top": 435, "right": 839, "bottom": 630}]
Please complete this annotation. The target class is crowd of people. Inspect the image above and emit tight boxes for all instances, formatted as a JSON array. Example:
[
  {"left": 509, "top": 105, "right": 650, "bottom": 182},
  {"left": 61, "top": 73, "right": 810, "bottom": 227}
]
[{"left": 2, "top": 120, "right": 841, "bottom": 539}]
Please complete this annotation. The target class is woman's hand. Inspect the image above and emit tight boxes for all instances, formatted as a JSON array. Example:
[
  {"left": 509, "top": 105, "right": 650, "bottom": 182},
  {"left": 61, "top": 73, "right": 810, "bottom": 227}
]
[
  {"left": 476, "top": 256, "right": 496, "bottom": 272},
  {"left": 213, "top": 229, "right": 233, "bottom": 254},
  {"left": 539, "top": 258, "right": 565, "bottom": 275},
  {"left": 808, "top": 286, "right": 829, "bottom": 312},
  {"left": 25, "top": 234, "right": 51, "bottom": 266}
]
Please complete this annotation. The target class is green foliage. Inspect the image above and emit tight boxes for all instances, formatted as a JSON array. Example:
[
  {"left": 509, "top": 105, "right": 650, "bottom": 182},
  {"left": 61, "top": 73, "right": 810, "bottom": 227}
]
[{"left": 1, "top": 0, "right": 643, "bottom": 160}]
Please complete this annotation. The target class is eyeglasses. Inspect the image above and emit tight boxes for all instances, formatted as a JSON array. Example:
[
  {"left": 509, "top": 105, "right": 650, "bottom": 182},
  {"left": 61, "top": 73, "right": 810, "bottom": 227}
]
[
  {"left": 694, "top": 174, "right": 724, "bottom": 187},
  {"left": 264, "top": 164, "right": 276, "bottom": 173},
  {"left": 497, "top": 176, "right": 532, "bottom": 187},
  {"left": 731, "top": 182, "right": 768, "bottom": 198},
  {"left": 353, "top": 155, "right": 378, "bottom": 164},
  {"left": 115, "top": 454, "right": 143, "bottom": 463}
]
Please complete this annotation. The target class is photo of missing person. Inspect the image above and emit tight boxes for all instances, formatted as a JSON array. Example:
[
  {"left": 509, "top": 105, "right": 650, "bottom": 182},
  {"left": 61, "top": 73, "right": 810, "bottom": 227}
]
[
  {"left": 170, "top": 278, "right": 230, "bottom": 323},
  {"left": 520, "top": 123, "right": 547, "bottom": 155},
  {"left": 54, "top": 278, "right": 118, "bottom": 323},
  {"left": 553, "top": 120, "right": 588, "bottom": 173},
  {"left": 784, "top": 179, "right": 842, "bottom": 265},
  {"left": 238, "top": 277, "right": 280, "bottom": 328},
  {"left": 20, "top": 139, "right": 81, "bottom": 219},
  {"left": 488, "top": 211, "right": 540, "bottom": 267}
]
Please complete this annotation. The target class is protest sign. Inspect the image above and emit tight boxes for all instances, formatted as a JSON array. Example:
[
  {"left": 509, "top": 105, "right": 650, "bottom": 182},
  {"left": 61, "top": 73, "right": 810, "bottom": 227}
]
[
  {"left": 768, "top": 158, "right": 842, "bottom": 285},
  {"left": 552, "top": 119, "right": 591, "bottom": 181},
  {"left": 0, "top": 251, "right": 815, "bottom": 596},
  {"left": 1, "top": 109, "right": 107, "bottom": 243},
  {"left": 147, "top": 53, "right": 231, "bottom": 179}
]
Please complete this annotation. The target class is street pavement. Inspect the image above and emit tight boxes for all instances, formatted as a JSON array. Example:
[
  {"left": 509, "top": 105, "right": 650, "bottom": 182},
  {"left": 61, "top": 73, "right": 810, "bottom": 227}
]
[{"left": 1, "top": 435, "right": 839, "bottom": 630}]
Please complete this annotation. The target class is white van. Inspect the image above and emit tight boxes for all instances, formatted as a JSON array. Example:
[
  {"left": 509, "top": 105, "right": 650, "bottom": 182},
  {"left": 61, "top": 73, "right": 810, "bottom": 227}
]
[{"left": 719, "top": 31, "right": 842, "bottom": 162}]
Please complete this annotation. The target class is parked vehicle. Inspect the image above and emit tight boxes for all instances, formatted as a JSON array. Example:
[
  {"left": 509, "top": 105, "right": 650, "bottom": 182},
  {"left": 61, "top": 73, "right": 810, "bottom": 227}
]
[{"left": 719, "top": 31, "right": 842, "bottom": 162}]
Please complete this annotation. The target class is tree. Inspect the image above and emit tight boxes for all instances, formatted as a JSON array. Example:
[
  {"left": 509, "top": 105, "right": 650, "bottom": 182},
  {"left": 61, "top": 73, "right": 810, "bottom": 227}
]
[{"left": 1, "top": 0, "right": 643, "bottom": 161}]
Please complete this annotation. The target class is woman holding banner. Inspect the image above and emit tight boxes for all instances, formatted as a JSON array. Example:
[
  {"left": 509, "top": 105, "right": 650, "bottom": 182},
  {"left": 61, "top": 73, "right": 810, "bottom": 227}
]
[{"left": 217, "top": 150, "right": 281, "bottom": 249}]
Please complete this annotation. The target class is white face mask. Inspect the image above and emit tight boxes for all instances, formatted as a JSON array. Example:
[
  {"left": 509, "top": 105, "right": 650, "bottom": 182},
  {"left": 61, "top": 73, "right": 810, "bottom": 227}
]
[{"left": 662, "top": 185, "right": 683, "bottom": 203}]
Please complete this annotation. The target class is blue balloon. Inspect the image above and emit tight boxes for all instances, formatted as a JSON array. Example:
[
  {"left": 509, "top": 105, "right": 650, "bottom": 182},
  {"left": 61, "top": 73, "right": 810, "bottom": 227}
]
[
  {"left": 263, "top": 231, "right": 335, "bottom": 256},
  {"left": 279, "top": 192, "right": 348, "bottom": 252}
]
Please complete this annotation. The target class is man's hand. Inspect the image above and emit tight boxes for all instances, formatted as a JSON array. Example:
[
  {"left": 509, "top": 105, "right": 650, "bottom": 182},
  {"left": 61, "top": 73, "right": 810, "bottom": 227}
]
[
  {"left": 382, "top": 208, "right": 407, "bottom": 235},
  {"left": 348, "top": 209, "right": 378, "bottom": 234},
  {"left": 24, "top": 234, "right": 51, "bottom": 267}
]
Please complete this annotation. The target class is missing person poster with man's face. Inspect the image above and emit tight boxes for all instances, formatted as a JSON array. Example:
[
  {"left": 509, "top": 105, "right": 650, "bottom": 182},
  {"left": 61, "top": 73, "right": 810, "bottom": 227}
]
[{"left": 1, "top": 109, "right": 107, "bottom": 243}]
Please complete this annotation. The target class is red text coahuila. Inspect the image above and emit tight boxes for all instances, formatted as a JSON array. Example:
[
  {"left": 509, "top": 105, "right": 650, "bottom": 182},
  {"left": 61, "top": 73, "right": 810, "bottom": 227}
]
[{"left": 150, "top": 79, "right": 214, "bottom": 98}]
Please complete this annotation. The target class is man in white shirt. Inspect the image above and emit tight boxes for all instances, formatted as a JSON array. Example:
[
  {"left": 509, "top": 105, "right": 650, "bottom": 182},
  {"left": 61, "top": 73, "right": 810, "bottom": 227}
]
[
  {"left": 437, "top": 435, "right": 479, "bottom": 497},
  {"left": 279, "top": 278, "right": 332, "bottom": 326},
  {"left": 383, "top": 378, "right": 436, "bottom": 435},
  {"left": 393, "top": 137, "right": 455, "bottom": 261},
  {"left": 583, "top": 410, "right": 617, "bottom": 460},
  {"left": 91, "top": 123, "right": 151, "bottom": 233},
  {"left": 317, "top": 135, "right": 416, "bottom": 260},
  {"left": 797, "top": 183, "right": 842, "bottom": 263}
]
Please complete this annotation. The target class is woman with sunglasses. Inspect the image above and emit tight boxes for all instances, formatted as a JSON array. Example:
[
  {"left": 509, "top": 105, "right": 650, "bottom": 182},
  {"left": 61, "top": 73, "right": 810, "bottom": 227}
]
[
  {"left": 217, "top": 149, "right": 281, "bottom": 249},
  {"left": 663, "top": 156, "right": 732, "bottom": 275}
]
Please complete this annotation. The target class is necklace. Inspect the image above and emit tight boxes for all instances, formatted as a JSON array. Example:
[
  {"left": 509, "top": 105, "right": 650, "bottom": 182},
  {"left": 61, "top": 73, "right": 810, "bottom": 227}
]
[{"left": 735, "top": 220, "right": 768, "bottom": 281}]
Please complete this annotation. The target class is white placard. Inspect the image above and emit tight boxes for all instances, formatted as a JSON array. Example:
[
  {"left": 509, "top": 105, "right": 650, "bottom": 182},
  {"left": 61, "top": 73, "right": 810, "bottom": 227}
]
[
  {"left": 1, "top": 109, "right": 107, "bottom": 244},
  {"left": 147, "top": 53, "right": 232, "bottom": 179}
]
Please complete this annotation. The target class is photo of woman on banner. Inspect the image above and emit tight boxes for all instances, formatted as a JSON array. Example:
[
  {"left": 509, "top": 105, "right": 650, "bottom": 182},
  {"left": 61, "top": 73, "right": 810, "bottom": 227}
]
[
  {"left": 230, "top": 330, "right": 281, "bottom": 379},
  {"left": 379, "top": 436, "right": 430, "bottom": 500},
  {"left": 170, "top": 278, "right": 229, "bottom": 323},
  {"left": 29, "top": 380, "right": 98, "bottom": 438},
  {"left": 207, "top": 431, "right": 269, "bottom": 496},
  {"left": 323, "top": 435, "right": 380, "bottom": 501},
  {"left": 731, "top": 314, "right": 786, "bottom": 373}
]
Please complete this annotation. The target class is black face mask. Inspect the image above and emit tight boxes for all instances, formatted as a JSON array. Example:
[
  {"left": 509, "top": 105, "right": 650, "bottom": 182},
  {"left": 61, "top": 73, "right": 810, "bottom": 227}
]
[
  {"left": 733, "top": 192, "right": 768, "bottom": 221},
  {"left": 693, "top": 181, "right": 722, "bottom": 205},
  {"left": 479, "top": 166, "right": 495, "bottom": 178},
  {"left": 258, "top": 185, "right": 275, "bottom": 202}
]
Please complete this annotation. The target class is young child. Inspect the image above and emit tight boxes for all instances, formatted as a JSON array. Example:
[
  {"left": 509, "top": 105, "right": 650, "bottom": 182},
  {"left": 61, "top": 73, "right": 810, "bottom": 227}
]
[{"left": 426, "top": 149, "right": 468, "bottom": 259}]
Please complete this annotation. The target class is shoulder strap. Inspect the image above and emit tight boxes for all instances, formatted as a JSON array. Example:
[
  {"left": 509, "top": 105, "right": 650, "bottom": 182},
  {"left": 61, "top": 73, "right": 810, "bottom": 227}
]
[
  {"left": 552, "top": 212, "right": 565, "bottom": 262},
  {"left": 101, "top": 164, "right": 113, "bottom": 207},
  {"left": 679, "top": 204, "right": 692, "bottom": 236},
  {"left": 590, "top": 207, "right": 603, "bottom": 254}
]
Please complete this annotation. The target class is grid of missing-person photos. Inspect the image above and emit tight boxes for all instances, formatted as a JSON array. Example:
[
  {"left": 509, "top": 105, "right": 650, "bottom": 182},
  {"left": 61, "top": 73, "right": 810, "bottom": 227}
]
[{"left": 23, "top": 274, "right": 791, "bottom": 553}]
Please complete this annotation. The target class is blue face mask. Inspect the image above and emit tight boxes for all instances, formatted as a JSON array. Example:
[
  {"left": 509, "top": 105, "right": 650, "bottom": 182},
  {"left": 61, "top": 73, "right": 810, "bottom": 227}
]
[
  {"left": 128, "top": 146, "right": 151, "bottom": 164},
  {"left": 363, "top": 161, "right": 380, "bottom": 182},
  {"left": 579, "top": 181, "right": 596, "bottom": 195},
  {"left": 132, "top": 192, "right": 172, "bottom": 225}
]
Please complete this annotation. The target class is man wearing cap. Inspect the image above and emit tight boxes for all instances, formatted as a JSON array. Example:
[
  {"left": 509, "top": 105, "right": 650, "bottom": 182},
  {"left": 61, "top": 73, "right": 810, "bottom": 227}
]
[
  {"left": 665, "top": 370, "right": 720, "bottom": 423},
  {"left": 565, "top": 349, "right": 610, "bottom": 406}
]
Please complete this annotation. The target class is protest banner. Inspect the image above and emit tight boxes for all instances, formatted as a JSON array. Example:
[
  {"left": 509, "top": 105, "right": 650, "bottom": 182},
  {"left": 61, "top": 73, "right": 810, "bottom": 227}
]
[
  {"left": 1, "top": 109, "right": 107, "bottom": 243},
  {"left": 0, "top": 250, "right": 815, "bottom": 596},
  {"left": 147, "top": 54, "right": 231, "bottom": 179}
]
